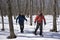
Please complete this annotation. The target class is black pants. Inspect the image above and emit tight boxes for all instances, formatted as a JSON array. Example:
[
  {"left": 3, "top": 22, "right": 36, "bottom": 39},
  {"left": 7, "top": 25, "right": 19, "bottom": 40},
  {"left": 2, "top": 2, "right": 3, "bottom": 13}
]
[
  {"left": 34, "top": 23, "right": 43, "bottom": 35},
  {"left": 19, "top": 24, "right": 24, "bottom": 33}
]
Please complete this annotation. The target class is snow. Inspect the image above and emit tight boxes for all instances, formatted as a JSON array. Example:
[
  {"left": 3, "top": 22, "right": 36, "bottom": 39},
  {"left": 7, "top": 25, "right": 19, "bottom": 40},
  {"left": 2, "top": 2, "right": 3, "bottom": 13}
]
[{"left": 0, "top": 15, "right": 60, "bottom": 40}]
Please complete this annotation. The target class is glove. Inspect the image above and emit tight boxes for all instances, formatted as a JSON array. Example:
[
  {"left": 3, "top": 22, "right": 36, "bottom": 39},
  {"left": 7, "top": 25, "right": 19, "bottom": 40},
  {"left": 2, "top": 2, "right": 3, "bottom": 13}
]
[
  {"left": 44, "top": 22, "right": 46, "bottom": 25},
  {"left": 26, "top": 19, "right": 27, "bottom": 21},
  {"left": 16, "top": 20, "right": 17, "bottom": 25},
  {"left": 34, "top": 21, "right": 36, "bottom": 23}
]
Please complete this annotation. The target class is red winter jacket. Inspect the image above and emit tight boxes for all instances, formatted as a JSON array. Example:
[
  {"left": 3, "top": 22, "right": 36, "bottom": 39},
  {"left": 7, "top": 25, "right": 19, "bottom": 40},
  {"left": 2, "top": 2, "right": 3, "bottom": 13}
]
[{"left": 34, "top": 15, "right": 46, "bottom": 23}]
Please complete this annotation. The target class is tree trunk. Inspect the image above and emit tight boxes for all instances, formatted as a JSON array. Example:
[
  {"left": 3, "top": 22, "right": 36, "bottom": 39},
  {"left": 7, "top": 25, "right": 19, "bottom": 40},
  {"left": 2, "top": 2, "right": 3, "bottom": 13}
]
[
  {"left": 30, "top": 0, "right": 33, "bottom": 26},
  {"left": 1, "top": 9, "right": 4, "bottom": 31},
  {"left": 56, "top": 0, "right": 59, "bottom": 17},
  {"left": 50, "top": 0, "right": 57, "bottom": 32},
  {"left": 36, "top": 0, "right": 38, "bottom": 14},
  {"left": 42, "top": 0, "right": 45, "bottom": 14},
  {"left": 40, "top": 0, "right": 42, "bottom": 12},
  {"left": 40, "top": 0, "right": 45, "bottom": 13},
  {"left": 0, "top": 0, "right": 5, "bottom": 31},
  {"left": 25, "top": 0, "right": 29, "bottom": 16},
  {"left": 7, "top": 0, "right": 16, "bottom": 39},
  {"left": 17, "top": 0, "right": 21, "bottom": 14}
]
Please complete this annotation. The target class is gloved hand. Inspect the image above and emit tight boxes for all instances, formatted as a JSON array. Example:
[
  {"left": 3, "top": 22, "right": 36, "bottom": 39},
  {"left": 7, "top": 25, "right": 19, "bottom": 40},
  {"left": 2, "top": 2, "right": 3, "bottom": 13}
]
[
  {"left": 34, "top": 21, "right": 36, "bottom": 23},
  {"left": 34, "top": 21, "right": 36, "bottom": 26},
  {"left": 26, "top": 19, "right": 27, "bottom": 21},
  {"left": 16, "top": 21, "right": 17, "bottom": 25},
  {"left": 44, "top": 22, "right": 46, "bottom": 25}
]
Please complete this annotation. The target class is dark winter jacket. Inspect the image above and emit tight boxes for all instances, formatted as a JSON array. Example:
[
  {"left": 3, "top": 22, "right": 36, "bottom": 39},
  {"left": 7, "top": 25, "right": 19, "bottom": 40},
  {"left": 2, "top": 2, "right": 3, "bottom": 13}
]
[{"left": 16, "top": 15, "right": 27, "bottom": 25}]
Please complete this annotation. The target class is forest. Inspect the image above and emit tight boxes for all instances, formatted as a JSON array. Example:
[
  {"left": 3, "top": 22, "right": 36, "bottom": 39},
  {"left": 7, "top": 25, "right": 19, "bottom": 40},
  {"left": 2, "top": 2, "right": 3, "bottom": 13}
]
[{"left": 0, "top": 0, "right": 60, "bottom": 39}]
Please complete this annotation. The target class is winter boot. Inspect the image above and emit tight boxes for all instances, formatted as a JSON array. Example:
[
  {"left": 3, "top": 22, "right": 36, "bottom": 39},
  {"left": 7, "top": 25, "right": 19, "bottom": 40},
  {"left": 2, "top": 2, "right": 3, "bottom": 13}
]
[
  {"left": 40, "top": 35, "right": 43, "bottom": 37},
  {"left": 20, "top": 27, "right": 24, "bottom": 33},
  {"left": 33, "top": 31, "right": 37, "bottom": 35}
]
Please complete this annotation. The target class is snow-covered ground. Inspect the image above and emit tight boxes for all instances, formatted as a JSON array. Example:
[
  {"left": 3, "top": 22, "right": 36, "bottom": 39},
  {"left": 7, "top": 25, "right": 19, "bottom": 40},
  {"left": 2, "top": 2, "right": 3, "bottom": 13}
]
[{"left": 0, "top": 15, "right": 60, "bottom": 40}]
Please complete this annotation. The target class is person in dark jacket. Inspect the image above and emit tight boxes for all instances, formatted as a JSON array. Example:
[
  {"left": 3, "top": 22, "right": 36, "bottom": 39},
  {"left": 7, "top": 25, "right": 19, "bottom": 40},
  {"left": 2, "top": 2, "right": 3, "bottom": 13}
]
[
  {"left": 16, "top": 14, "right": 27, "bottom": 33},
  {"left": 34, "top": 11, "right": 46, "bottom": 36}
]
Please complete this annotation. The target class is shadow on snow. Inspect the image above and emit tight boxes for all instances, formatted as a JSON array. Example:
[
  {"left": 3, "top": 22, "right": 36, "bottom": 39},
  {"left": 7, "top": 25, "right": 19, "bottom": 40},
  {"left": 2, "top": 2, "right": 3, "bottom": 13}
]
[{"left": 17, "top": 30, "right": 60, "bottom": 39}]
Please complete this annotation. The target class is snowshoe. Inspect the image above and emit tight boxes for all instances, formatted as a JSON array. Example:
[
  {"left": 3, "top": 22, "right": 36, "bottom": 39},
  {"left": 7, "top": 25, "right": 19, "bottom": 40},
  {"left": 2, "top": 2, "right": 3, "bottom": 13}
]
[
  {"left": 40, "top": 35, "right": 43, "bottom": 37},
  {"left": 33, "top": 32, "right": 37, "bottom": 35}
]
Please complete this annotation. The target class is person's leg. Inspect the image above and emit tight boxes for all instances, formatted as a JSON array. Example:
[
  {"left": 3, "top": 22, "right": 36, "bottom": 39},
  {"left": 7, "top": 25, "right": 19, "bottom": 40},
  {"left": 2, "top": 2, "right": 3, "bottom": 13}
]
[
  {"left": 19, "top": 24, "right": 22, "bottom": 33},
  {"left": 21, "top": 24, "right": 24, "bottom": 33},
  {"left": 39, "top": 23, "right": 43, "bottom": 36},
  {"left": 34, "top": 23, "right": 39, "bottom": 35}
]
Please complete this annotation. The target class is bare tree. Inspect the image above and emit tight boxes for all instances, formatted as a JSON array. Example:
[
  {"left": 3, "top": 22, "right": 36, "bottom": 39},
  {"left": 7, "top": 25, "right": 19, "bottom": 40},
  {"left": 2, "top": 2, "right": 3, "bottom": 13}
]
[
  {"left": 50, "top": 0, "right": 57, "bottom": 32},
  {"left": 40, "top": 0, "right": 42, "bottom": 12},
  {"left": 39, "top": 0, "right": 45, "bottom": 14},
  {"left": 36, "top": 0, "right": 38, "bottom": 14},
  {"left": 0, "top": 0, "right": 5, "bottom": 31},
  {"left": 30, "top": 0, "right": 33, "bottom": 25},
  {"left": 42, "top": 0, "right": 45, "bottom": 14},
  {"left": 24, "top": 0, "right": 28, "bottom": 15},
  {"left": 13, "top": 0, "right": 17, "bottom": 19},
  {"left": 17, "top": 0, "right": 21, "bottom": 14},
  {"left": 7, "top": 0, "right": 16, "bottom": 38},
  {"left": 56, "top": 0, "right": 59, "bottom": 17}
]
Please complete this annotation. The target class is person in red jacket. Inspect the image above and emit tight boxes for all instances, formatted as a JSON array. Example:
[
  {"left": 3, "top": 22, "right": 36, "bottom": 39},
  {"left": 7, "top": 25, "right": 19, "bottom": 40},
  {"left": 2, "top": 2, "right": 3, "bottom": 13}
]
[{"left": 34, "top": 11, "right": 46, "bottom": 36}]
